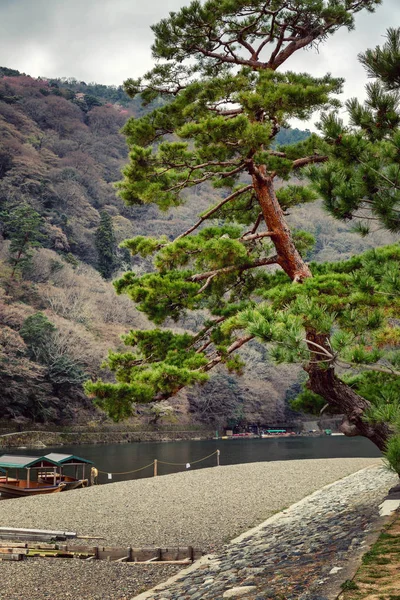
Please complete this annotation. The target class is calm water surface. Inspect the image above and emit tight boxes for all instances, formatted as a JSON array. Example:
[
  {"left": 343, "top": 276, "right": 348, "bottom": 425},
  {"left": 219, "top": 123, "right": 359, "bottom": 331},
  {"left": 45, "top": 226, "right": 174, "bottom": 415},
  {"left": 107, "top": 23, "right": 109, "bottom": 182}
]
[{"left": 11, "top": 436, "right": 381, "bottom": 485}]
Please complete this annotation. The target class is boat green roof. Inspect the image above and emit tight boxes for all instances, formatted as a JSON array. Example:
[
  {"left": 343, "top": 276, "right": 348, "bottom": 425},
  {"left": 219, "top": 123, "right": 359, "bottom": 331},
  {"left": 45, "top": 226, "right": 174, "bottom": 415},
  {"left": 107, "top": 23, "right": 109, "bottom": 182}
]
[
  {"left": 0, "top": 455, "right": 60, "bottom": 469},
  {"left": 44, "top": 453, "right": 93, "bottom": 466}
]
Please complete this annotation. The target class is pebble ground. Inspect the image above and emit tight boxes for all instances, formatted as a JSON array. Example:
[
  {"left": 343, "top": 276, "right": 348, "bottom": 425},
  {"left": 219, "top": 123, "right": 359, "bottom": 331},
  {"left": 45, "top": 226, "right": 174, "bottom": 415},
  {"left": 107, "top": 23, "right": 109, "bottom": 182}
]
[
  {"left": 0, "top": 458, "right": 392, "bottom": 600},
  {"left": 142, "top": 465, "right": 396, "bottom": 600}
]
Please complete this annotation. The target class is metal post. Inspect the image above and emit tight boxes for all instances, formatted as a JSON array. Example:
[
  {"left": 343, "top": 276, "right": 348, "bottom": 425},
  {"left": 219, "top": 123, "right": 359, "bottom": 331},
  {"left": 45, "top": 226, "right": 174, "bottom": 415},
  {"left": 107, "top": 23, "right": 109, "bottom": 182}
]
[
  {"left": 217, "top": 450, "right": 220, "bottom": 467},
  {"left": 153, "top": 459, "right": 158, "bottom": 477}
]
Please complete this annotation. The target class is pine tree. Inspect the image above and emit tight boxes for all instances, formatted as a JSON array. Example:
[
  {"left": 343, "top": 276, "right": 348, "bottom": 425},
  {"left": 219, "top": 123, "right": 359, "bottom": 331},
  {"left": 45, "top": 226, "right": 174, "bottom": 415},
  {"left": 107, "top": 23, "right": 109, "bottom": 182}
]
[
  {"left": 95, "top": 211, "right": 117, "bottom": 279},
  {"left": 85, "top": 0, "right": 399, "bottom": 456},
  {"left": 0, "top": 202, "right": 43, "bottom": 278},
  {"left": 20, "top": 313, "right": 87, "bottom": 387},
  {"left": 308, "top": 28, "right": 400, "bottom": 235}
]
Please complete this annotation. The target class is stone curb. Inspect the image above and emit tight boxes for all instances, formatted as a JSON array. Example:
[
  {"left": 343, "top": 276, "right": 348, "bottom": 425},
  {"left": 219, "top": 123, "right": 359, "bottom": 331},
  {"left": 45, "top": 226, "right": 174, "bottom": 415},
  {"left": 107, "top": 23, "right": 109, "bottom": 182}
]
[{"left": 130, "top": 464, "right": 383, "bottom": 600}]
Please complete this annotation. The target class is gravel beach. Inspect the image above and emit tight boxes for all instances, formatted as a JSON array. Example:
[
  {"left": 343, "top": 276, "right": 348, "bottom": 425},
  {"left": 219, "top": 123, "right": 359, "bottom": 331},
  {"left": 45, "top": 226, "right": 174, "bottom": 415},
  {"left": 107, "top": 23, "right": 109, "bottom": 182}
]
[{"left": 0, "top": 457, "right": 385, "bottom": 599}]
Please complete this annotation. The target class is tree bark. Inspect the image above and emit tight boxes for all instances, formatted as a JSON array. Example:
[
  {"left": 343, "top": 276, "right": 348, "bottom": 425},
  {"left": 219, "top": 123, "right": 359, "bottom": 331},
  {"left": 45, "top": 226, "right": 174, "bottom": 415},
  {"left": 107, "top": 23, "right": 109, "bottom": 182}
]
[
  {"left": 305, "top": 333, "right": 391, "bottom": 451},
  {"left": 251, "top": 171, "right": 391, "bottom": 451},
  {"left": 251, "top": 172, "right": 312, "bottom": 282}
]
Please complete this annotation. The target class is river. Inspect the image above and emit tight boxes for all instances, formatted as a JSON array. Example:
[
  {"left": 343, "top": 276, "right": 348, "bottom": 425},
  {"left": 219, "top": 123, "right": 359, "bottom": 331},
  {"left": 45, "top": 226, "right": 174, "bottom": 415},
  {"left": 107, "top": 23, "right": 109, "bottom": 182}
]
[{"left": 10, "top": 436, "right": 382, "bottom": 485}]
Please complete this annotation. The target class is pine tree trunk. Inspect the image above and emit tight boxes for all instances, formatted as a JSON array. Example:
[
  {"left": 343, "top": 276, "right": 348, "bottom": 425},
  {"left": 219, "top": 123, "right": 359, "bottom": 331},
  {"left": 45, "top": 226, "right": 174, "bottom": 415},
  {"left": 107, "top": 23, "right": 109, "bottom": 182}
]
[
  {"left": 305, "top": 332, "right": 391, "bottom": 451},
  {"left": 252, "top": 171, "right": 312, "bottom": 282},
  {"left": 252, "top": 173, "right": 390, "bottom": 450}
]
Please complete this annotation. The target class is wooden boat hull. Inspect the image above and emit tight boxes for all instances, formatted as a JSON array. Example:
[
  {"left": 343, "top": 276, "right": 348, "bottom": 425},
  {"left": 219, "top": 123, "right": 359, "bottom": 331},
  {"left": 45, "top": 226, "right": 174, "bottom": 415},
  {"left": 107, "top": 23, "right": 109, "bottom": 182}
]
[
  {"left": 38, "top": 474, "right": 88, "bottom": 491},
  {"left": 60, "top": 477, "right": 88, "bottom": 491},
  {"left": 0, "top": 481, "right": 64, "bottom": 499}
]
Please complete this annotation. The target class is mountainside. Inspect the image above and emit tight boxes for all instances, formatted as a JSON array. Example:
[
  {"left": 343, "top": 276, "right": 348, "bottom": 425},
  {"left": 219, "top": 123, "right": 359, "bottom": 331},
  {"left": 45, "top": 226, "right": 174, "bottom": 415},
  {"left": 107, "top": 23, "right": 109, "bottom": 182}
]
[{"left": 0, "top": 70, "right": 394, "bottom": 428}]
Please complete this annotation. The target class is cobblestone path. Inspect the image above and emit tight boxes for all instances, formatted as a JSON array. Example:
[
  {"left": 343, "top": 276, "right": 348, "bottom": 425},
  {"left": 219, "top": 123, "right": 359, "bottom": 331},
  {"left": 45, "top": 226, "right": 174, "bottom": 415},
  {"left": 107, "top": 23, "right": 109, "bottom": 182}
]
[{"left": 135, "top": 466, "right": 397, "bottom": 600}]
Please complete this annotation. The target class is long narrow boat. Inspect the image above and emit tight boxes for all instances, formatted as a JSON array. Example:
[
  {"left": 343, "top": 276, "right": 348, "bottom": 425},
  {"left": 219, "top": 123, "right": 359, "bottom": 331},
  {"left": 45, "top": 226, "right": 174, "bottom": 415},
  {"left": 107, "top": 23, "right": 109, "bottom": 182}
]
[
  {"left": 0, "top": 480, "right": 65, "bottom": 498},
  {"left": 40, "top": 453, "right": 93, "bottom": 490},
  {"left": 0, "top": 455, "right": 65, "bottom": 499}
]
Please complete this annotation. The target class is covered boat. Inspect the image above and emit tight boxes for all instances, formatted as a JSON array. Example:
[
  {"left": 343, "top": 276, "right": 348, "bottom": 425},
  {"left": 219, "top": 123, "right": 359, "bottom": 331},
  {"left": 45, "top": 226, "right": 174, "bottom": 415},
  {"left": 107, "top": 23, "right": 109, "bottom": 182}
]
[
  {"left": 0, "top": 455, "right": 65, "bottom": 499},
  {"left": 40, "top": 453, "right": 93, "bottom": 490}
]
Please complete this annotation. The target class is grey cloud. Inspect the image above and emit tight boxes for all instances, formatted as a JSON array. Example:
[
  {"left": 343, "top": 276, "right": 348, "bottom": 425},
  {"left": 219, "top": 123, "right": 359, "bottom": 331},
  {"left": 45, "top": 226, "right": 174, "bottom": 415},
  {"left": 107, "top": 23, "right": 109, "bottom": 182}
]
[
  {"left": 0, "top": 0, "right": 186, "bottom": 84},
  {"left": 0, "top": 0, "right": 399, "bottom": 95}
]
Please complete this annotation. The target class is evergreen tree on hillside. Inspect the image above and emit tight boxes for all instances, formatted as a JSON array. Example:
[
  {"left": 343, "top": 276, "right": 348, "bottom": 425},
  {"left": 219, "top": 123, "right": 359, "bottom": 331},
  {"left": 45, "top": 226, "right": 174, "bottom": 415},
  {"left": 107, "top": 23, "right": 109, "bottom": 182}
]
[
  {"left": 95, "top": 211, "right": 117, "bottom": 279},
  {"left": 86, "top": 0, "right": 398, "bottom": 460},
  {"left": 0, "top": 203, "right": 44, "bottom": 278},
  {"left": 20, "top": 313, "right": 87, "bottom": 387}
]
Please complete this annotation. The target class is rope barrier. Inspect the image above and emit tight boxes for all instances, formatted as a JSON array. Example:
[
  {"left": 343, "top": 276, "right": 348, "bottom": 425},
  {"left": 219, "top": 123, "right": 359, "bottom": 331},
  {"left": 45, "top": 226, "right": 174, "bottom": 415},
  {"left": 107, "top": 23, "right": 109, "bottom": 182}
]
[
  {"left": 97, "top": 461, "right": 155, "bottom": 476},
  {"left": 157, "top": 450, "right": 219, "bottom": 466},
  {"left": 96, "top": 450, "right": 220, "bottom": 477}
]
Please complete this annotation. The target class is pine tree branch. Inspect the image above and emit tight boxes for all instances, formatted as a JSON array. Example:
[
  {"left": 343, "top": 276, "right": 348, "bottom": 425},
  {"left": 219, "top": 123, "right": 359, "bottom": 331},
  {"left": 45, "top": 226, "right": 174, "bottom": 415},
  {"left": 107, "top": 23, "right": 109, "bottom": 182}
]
[
  {"left": 337, "top": 360, "right": 400, "bottom": 377},
  {"left": 190, "top": 255, "right": 278, "bottom": 282},
  {"left": 196, "top": 340, "right": 213, "bottom": 354},
  {"left": 196, "top": 274, "right": 217, "bottom": 294},
  {"left": 270, "top": 34, "right": 318, "bottom": 69},
  {"left": 304, "top": 340, "right": 400, "bottom": 376},
  {"left": 268, "top": 150, "right": 287, "bottom": 158},
  {"left": 161, "top": 159, "right": 242, "bottom": 172},
  {"left": 243, "top": 213, "right": 263, "bottom": 236},
  {"left": 358, "top": 158, "right": 400, "bottom": 189},
  {"left": 240, "top": 231, "right": 275, "bottom": 242},
  {"left": 202, "top": 335, "right": 254, "bottom": 372},
  {"left": 266, "top": 23, "right": 287, "bottom": 67},
  {"left": 292, "top": 155, "right": 328, "bottom": 169},
  {"left": 212, "top": 108, "right": 244, "bottom": 116},
  {"left": 174, "top": 185, "right": 253, "bottom": 241},
  {"left": 191, "top": 317, "right": 226, "bottom": 345},
  {"left": 255, "top": 10, "right": 279, "bottom": 56},
  {"left": 166, "top": 163, "right": 246, "bottom": 193},
  {"left": 304, "top": 339, "right": 335, "bottom": 359},
  {"left": 188, "top": 318, "right": 227, "bottom": 354},
  {"left": 192, "top": 45, "right": 266, "bottom": 69},
  {"left": 352, "top": 214, "right": 380, "bottom": 221}
]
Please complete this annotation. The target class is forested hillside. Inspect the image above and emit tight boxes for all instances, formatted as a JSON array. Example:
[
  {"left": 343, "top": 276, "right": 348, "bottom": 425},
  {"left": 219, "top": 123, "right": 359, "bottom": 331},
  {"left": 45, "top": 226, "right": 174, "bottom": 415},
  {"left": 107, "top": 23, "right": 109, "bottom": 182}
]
[{"left": 0, "top": 69, "right": 394, "bottom": 428}]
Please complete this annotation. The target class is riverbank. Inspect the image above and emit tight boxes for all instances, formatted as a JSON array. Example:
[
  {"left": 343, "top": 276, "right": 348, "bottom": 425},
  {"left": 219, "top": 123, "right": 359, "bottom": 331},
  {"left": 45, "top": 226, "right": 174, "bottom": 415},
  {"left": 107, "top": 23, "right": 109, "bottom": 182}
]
[
  {"left": 0, "top": 428, "right": 214, "bottom": 449},
  {"left": 0, "top": 458, "right": 392, "bottom": 600},
  {"left": 141, "top": 461, "right": 397, "bottom": 600},
  {"left": 339, "top": 509, "right": 400, "bottom": 600}
]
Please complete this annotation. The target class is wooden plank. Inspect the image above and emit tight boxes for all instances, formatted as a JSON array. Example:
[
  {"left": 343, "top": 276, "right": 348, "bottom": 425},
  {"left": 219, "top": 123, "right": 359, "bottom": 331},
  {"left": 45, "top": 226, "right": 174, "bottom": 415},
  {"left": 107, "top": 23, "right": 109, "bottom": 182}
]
[
  {"left": 127, "top": 559, "right": 192, "bottom": 565},
  {"left": 0, "top": 542, "right": 202, "bottom": 564},
  {"left": 0, "top": 547, "right": 29, "bottom": 555},
  {"left": 97, "top": 549, "right": 127, "bottom": 561},
  {"left": 0, "top": 553, "right": 24, "bottom": 561},
  {"left": 28, "top": 542, "right": 61, "bottom": 550},
  {"left": 129, "top": 548, "right": 164, "bottom": 562},
  {"left": 162, "top": 547, "right": 187, "bottom": 561},
  {"left": 0, "top": 527, "right": 76, "bottom": 538},
  {"left": 0, "top": 533, "right": 54, "bottom": 542},
  {"left": 65, "top": 545, "right": 97, "bottom": 554}
]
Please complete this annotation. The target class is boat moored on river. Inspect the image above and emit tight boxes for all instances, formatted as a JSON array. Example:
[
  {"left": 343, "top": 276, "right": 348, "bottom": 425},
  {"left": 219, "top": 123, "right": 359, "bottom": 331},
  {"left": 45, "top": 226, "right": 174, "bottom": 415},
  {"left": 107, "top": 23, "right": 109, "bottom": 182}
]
[
  {"left": 0, "top": 455, "right": 65, "bottom": 498},
  {"left": 40, "top": 453, "right": 93, "bottom": 490}
]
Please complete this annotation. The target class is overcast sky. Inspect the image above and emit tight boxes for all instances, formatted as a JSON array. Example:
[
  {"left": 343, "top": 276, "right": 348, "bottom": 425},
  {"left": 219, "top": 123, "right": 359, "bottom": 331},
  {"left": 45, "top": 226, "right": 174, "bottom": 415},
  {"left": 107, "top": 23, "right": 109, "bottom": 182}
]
[{"left": 0, "top": 0, "right": 399, "bottom": 124}]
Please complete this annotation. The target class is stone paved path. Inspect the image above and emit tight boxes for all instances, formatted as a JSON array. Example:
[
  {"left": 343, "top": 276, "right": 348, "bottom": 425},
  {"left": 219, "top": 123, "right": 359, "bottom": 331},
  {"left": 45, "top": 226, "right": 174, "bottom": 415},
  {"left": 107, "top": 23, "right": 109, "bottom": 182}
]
[{"left": 134, "top": 465, "right": 397, "bottom": 600}]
